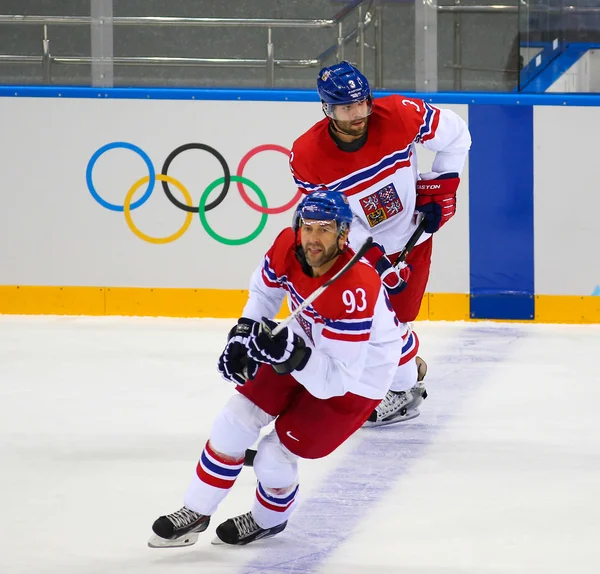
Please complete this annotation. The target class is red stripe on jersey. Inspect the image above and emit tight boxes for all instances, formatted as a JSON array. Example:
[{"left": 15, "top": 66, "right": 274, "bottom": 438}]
[
  {"left": 420, "top": 107, "right": 440, "bottom": 143},
  {"left": 322, "top": 329, "right": 371, "bottom": 342},
  {"left": 342, "top": 157, "right": 412, "bottom": 198},
  {"left": 296, "top": 184, "right": 327, "bottom": 194},
  {"left": 261, "top": 269, "right": 280, "bottom": 289}
]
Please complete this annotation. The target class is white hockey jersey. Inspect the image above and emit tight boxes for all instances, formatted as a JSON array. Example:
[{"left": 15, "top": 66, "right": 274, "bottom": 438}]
[{"left": 242, "top": 228, "right": 406, "bottom": 401}]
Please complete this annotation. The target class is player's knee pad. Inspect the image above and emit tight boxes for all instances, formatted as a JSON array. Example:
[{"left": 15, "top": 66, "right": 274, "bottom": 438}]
[
  {"left": 390, "top": 356, "right": 418, "bottom": 393},
  {"left": 254, "top": 429, "right": 299, "bottom": 489},
  {"left": 209, "top": 393, "right": 275, "bottom": 457}
]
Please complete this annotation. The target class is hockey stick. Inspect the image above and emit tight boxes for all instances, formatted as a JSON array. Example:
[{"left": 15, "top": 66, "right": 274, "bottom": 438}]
[
  {"left": 243, "top": 224, "right": 427, "bottom": 468},
  {"left": 267, "top": 236, "right": 374, "bottom": 337},
  {"left": 242, "top": 239, "right": 370, "bottom": 467},
  {"left": 264, "top": 220, "right": 423, "bottom": 339},
  {"left": 237, "top": 236, "right": 374, "bottom": 382},
  {"left": 393, "top": 218, "right": 427, "bottom": 266}
]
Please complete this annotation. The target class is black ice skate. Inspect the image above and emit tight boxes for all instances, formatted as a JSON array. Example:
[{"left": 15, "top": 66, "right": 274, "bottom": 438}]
[
  {"left": 148, "top": 507, "right": 210, "bottom": 548},
  {"left": 212, "top": 511, "right": 287, "bottom": 546},
  {"left": 363, "top": 356, "right": 428, "bottom": 427}
]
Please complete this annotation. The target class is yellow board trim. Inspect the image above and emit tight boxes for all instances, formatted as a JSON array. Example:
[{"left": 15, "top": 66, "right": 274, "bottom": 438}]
[
  {"left": 0, "top": 286, "right": 106, "bottom": 316},
  {"left": 535, "top": 294, "right": 600, "bottom": 324},
  {"left": 0, "top": 286, "right": 598, "bottom": 323},
  {"left": 105, "top": 287, "right": 250, "bottom": 318},
  {"left": 428, "top": 293, "right": 471, "bottom": 321}
]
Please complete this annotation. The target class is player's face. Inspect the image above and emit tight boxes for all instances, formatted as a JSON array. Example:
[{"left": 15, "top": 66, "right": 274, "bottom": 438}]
[
  {"left": 331, "top": 99, "right": 370, "bottom": 136},
  {"left": 300, "top": 219, "right": 343, "bottom": 271}
]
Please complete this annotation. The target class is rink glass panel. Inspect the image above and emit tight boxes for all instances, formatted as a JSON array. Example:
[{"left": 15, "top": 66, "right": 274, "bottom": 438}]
[{"left": 4, "top": 0, "right": 597, "bottom": 93}]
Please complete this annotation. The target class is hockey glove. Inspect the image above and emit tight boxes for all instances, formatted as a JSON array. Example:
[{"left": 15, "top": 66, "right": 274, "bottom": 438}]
[
  {"left": 364, "top": 243, "right": 411, "bottom": 295},
  {"left": 415, "top": 172, "right": 460, "bottom": 233},
  {"left": 247, "top": 318, "right": 311, "bottom": 375},
  {"left": 217, "top": 318, "right": 259, "bottom": 385}
]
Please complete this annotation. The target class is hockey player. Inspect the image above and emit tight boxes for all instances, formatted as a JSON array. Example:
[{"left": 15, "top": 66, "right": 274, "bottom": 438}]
[
  {"left": 148, "top": 191, "right": 418, "bottom": 547},
  {"left": 289, "top": 61, "right": 471, "bottom": 425}
]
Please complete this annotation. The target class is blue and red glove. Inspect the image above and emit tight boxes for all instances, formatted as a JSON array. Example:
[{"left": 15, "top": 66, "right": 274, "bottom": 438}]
[
  {"left": 415, "top": 172, "right": 460, "bottom": 233},
  {"left": 364, "top": 243, "right": 411, "bottom": 295}
]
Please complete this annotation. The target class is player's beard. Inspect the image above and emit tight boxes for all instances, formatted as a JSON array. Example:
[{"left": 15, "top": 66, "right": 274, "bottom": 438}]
[
  {"left": 332, "top": 116, "right": 369, "bottom": 138},
  {"left": 304, "top": 241, "right": 339, "bottom": 270}
]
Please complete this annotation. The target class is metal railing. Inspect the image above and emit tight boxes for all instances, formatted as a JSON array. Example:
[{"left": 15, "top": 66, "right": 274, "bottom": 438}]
[
  {"left": 429, "top": 1, "right": 600, "bottom": 13},
  {"left": 0, "top": 2, "right": 597, "bottom": 90},
  {"left": 0, "top": 0, "right": 383, "bottom": 87},
  {"left": 426, "top": 1, "right": 600, "bottom": 89}
]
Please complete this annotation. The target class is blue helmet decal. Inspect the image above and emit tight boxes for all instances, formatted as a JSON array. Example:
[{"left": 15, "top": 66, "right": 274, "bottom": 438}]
[
  {"left": 294, "top": 191, "right": 353, "bottom": 231},
  {"left": 317, "top": 61, "right": 371, "bottom": 106}
]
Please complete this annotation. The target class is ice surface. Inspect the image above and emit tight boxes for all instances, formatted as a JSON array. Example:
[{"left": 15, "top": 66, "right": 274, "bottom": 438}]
[{"left": 1, "top": 316, "right": 599, "bottom": 574}]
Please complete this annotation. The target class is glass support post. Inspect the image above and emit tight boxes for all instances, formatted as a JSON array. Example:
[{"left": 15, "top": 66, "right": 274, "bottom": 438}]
[
  {"left": 90, "top": 0, "right": 114, "bottom": 87},
  {"left": 415, "top": 0, "right": 438, "bottom": 92}
]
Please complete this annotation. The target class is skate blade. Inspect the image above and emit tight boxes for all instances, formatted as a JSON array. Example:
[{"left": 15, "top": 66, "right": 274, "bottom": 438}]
[
  {"left": 210, "top": 532, "right": 277, "bottom": 546},
  {"left": 363, "top": 409, "right": 420, "bottom": 428},
  {"left": 148, "top": 531, "right": 200, "bottom": 548}
]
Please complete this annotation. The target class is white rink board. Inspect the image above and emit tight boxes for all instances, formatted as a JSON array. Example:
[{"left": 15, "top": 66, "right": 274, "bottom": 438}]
[
  {"left": 2, "top": 96, "right": 598, "bottom": 298},
  {"left": 534, "top": 105, "right": 600, "bottom": 295},
  {"left": 0, "top": 97, "right": 470, "bottom": 292}
]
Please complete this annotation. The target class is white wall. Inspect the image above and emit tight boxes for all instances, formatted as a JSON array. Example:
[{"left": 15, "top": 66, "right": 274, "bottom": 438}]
[
  {"left": 416, "top": 104, "right": 470, "bottom": 294},
  {"left": 0, "top": 97, "right": 471, "bottom": 292},
  {"left": 534, "top": 105, "right": 600, "bottom": 295},
  {"left": 2, "top": 96, "right": 598, "bottom": 298},
  {"left": 0, "top": 98, "right": 320, "bottom": 288}
]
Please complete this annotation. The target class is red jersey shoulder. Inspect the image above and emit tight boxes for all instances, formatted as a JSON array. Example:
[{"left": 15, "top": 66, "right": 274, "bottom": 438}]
[
  {"left": 264, "top": 227, "right": 296, "bottom": 278},
  {"left": 291, "top": 117, "right": 329, "bottom": 156},
  {"left": 290, "top": 118, "right": 329, "bottom": 183},
  {"left": 372, "top": 94, "right": 435, "bottom": 142},
  {"left": 312, "top": 256, "right": 381, "bottom": 321}
]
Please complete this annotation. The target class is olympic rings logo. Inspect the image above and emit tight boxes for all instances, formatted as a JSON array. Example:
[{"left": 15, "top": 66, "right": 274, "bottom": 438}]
[{"left": 85, "top": 141, "right": 301, "bottom": 245}]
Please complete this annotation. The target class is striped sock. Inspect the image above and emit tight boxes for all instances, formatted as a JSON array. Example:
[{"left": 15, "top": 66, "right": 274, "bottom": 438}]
[
  {"left": 184, "top": 441, "right": 244, "bottom": 516},
  {"left": 252, "top": 481, "right": 299, "bottom": 529}
]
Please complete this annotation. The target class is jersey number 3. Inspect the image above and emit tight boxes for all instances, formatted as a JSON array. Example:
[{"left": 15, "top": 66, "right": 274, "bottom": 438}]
[{"left": 342, "top": 288, "right": 367, "bottom": 313}]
